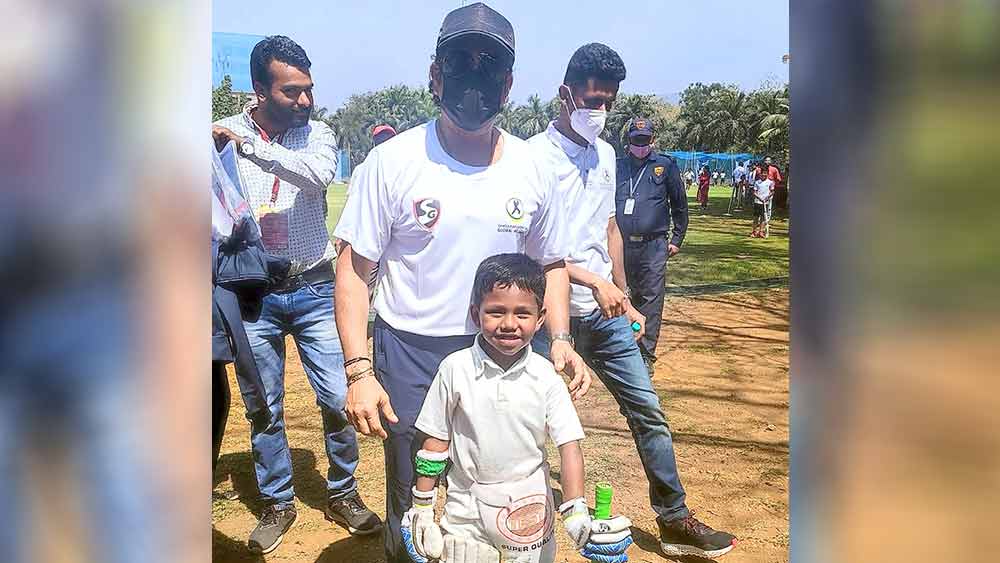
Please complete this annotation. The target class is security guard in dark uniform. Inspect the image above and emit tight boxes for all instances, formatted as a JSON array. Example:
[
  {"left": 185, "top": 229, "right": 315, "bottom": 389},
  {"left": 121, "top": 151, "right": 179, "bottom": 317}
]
[{"left": 615, "top": 117, "right": 689, "bottom": 375}]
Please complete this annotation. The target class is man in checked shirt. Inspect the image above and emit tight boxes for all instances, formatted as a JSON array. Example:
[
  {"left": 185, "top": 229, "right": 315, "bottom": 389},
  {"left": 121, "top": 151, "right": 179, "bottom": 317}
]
[{"left": 212, "top": 35, "right": 381, "bottom": 554}]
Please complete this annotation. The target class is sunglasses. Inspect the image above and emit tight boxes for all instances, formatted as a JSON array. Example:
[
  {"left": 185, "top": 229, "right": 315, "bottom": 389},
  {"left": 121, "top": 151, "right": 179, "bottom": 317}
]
[{"left": 438, "top": 49, "right": 510, "bottom": 81}]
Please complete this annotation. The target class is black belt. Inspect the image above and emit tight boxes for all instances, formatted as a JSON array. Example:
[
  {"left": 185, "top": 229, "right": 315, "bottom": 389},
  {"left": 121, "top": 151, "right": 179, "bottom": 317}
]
[
  {"left": 626, "top": 233, "right": 666, "bottom": 242},
  {"left": 273, "top": 262, "right": 334, "bottom": 293}
]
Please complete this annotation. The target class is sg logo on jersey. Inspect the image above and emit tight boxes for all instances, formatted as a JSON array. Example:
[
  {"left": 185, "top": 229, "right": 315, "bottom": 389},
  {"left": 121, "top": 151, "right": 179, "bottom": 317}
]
[
  {"left": 505, "top": 197, "right": 524, "bottom": 221},
  {"left": 413, "top": 198, "right": 441, "bottom": 230}
]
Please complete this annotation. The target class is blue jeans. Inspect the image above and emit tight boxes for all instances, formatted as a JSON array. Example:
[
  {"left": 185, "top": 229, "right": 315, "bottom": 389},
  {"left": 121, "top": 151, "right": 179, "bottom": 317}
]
[
  {"left": 243, "top": 279, "right": 358, "bottom": 507},
  {"left": 533, "top": 309, "right": 690, "bottom": 522}
]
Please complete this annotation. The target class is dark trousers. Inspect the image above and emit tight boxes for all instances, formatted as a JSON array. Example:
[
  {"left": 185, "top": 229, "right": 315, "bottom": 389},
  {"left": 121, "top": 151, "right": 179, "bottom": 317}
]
[
  {"left": 624, "top": 236, "right": 669, "bottom": 362},
  {"left": 372, "top": 317, "right": 475, "bottom": 563},
  {"left": 212, "top": 362, "right": 231, "bottom": 472}
]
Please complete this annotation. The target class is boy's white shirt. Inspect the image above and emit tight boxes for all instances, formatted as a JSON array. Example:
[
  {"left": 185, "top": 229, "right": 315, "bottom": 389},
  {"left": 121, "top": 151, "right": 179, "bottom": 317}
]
[
  {"left": 415, "top": 337, "right": 585, "bottom": 522},
  {"left": 754, "top": 179, "right": 775, "bottom": 203},
  {"left": 527, "top": 123, "right": 617, "bottom": 316},
  {"left": 333, "top": 120, "right": 568, "bottom": 337}
]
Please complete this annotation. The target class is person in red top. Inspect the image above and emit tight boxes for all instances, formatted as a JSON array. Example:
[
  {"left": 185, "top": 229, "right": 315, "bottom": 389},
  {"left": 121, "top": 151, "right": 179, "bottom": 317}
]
[
  {"left": 697, "top": 165, "right": 711, "bottom": 209},
  {"left": 765, "top": 156, "right": 787, "bottom": 209},
  {"left": 765, "top": 156, "right": 782, "bottom": 184},
  {"left": 372, "top": 124, "right": 397, "bottom": 146}
]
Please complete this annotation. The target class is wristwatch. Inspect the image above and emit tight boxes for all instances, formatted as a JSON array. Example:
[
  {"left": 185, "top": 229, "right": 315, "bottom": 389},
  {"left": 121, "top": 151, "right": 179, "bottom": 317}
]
[
  {"left": 550, "top": 332, "right": 575, "bottom": 348},
  {"left": 239, "top": 136, "right": 255, "bottom": 157}
]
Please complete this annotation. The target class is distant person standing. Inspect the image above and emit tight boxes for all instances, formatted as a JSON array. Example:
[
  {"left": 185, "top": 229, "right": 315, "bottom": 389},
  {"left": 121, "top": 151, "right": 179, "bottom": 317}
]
[
  {"left": 765, "top": 156, "right": 786, "bottom": 209},
  {"left": 765, "top": 156, "right": 783, "bottom": 186},
  {"left": 372, "top": 124, "right": 397, "bottom": 146},
  {"left": 751, "top": 164, "right": 775, "bottom": 237},
  {"left": 711, "top": 170, "right": 719, "bottom": 185},
  {"left": 212, "top": 35, "right": 382, "bottom": 554},
  {"left": 697, "top": 165, "right": 711, "bottom": 209},
  {"left": 615, "top": 118, "right": 689, "bottom": 375}
]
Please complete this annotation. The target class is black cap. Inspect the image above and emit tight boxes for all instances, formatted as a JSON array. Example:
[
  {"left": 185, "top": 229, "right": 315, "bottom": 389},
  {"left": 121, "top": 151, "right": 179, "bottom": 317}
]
[
  {"left": 437, "top": 2, "right": 515, "bottom": 63},
  {"left": 628, "top": 117, "right": 654, "bottom": 138}
]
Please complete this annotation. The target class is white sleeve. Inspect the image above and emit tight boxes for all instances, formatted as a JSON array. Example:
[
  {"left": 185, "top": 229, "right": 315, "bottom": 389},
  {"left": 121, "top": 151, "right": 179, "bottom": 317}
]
[
  {"left": 525, "top": 164, "right": 568, "bottom": 266},
  {"left": 332, "top": 148, "right": 394, "bottom": 262},
  {"left": 545, "top": 373, "right": 585, "bottom": 447},
  {"left": 414, "top": 361, "right": 453, "bottom": 442}
]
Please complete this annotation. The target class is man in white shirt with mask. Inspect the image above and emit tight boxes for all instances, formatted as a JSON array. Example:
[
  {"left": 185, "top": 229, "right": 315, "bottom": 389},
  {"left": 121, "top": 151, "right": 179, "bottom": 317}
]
[
  {"left": 333, "top": 4, "right": 590, "bottom": 562},
  {"left": 528, "top": 43, "right": 738, "bottom": 560}
]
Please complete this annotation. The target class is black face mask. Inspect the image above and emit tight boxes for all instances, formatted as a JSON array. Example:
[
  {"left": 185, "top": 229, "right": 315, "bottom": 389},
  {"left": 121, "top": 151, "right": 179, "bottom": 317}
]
[{"left": 440, "top": 71, "right": 505, "bottom": 132}]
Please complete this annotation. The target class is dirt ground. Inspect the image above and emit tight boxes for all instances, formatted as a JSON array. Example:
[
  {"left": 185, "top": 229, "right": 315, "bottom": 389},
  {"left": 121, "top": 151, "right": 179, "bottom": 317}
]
[{"left": 213, "top": 288, "right": 789, "bottom": 563}]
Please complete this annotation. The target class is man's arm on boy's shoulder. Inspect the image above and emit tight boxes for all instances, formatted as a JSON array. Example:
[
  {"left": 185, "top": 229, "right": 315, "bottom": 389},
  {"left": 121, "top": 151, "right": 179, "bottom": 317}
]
[{"left": 541, "top": 262, "right": 590, "bottom": 400}]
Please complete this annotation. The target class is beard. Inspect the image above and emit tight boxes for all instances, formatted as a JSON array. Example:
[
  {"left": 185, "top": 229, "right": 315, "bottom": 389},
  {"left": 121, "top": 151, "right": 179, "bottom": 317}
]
[{"left": 263, "top": 101, "right": 311, "bottom": 130}]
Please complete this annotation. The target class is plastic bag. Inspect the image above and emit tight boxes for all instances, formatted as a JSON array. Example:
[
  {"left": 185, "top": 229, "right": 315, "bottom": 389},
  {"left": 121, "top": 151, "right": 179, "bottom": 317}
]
[{"left": 212, "top": 141, "right": 259, "bottom": 241}]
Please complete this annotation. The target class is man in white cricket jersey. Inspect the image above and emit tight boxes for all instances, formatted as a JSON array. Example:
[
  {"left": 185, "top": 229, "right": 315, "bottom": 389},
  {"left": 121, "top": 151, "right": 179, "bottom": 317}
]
[{"left": 332, "top": 4, "right": 590, "bottom": 562}]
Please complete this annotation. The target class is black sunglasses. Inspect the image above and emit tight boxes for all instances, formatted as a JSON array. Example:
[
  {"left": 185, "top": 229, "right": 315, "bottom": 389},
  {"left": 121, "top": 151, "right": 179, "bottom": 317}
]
[{"left": 438, "top": 49, "right": 510, "bottom": 81}]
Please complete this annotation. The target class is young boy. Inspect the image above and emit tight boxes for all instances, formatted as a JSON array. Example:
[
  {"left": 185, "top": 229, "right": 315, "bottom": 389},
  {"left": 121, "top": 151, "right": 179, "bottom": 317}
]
[
  {"left": 401, "top": 254, "right": 633, "bottom": 563},
  {"left": 751, "top": 166, "right": 775, "bottom": 238}
]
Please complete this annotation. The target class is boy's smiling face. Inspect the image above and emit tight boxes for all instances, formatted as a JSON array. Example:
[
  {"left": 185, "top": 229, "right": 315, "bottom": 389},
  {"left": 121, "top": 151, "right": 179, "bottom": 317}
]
[{"left": 471, "top": 283, "right": 546, "bottom": 361}]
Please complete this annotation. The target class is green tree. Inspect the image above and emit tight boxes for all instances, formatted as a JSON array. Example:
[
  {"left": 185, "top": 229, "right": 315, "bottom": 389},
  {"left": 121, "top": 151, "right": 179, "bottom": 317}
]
[
  {"left": 751, "top": 86, "right": 789, "bottom": 164},
  {"left": 212, "top": 75, "right": 242, "bottom": 121},
  {"left": 706, "top": 88, "right": 753, "bottom": 152},
  {"left": 323, "top": 84, "right": 440, "bottom": 167},
  {"left": 510, "top": 94, "right": 555, "bottom": 139}
]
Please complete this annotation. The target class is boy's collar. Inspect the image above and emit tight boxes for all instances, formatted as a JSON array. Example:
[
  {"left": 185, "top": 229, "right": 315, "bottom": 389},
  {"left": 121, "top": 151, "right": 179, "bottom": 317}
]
[{"left": 472, "top": 335, "right": 533, "bottom": 379}]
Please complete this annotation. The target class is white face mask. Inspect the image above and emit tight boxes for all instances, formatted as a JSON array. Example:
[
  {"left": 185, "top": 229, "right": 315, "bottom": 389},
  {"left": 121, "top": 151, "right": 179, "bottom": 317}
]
[{"left": 562, "top": 85, "right": 606, "bottom": 145}]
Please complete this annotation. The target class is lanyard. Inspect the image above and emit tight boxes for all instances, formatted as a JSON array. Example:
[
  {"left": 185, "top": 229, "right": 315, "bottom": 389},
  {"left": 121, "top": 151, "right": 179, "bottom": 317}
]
[
  {"left": 629, "top": 164, "right": 649, "bottom": 198},
  {"left": 257, "top": 127, "right": 281, "bottom": 207}
]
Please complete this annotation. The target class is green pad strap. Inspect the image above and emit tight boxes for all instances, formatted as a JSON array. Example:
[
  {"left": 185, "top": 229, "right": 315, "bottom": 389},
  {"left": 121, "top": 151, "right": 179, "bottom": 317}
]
[
  {"left": 414, "top": 449, "right": 449, "bottom": 477},
  {"left": 415, "top": 456, "right": 447, "bottom": 477}
]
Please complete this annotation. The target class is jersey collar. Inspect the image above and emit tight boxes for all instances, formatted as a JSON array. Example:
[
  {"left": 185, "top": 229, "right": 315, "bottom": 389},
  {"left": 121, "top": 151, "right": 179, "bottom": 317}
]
[
  {"left": 545, "top": 121, "right": 591, "bottom": 161},
  {"left": 471, "top": 335, "right": 533, "bottom": 379}
]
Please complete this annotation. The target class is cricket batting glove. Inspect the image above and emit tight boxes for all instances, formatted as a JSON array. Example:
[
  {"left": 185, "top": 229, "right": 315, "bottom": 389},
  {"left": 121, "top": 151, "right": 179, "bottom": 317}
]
[
  {"left": 402, "top": 487, "right": 443, "bottom": 562},
  {"left": 582, "top": 515, "right": 634, "bottom": 563},
  {"left": 559, "top": 496, "right": 592, "bottom": 550},
  {"left": 441, "top": 534, "right": 500, "bottom": 563}
]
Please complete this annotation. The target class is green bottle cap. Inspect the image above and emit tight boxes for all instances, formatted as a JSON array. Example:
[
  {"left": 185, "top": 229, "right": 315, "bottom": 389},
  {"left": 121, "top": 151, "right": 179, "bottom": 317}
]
[
  {"left": 594, "top": 482, "right": 613, "bottom": 520},
  {"left": 631, "top": 321, "right": 641, "bottom": 332}
]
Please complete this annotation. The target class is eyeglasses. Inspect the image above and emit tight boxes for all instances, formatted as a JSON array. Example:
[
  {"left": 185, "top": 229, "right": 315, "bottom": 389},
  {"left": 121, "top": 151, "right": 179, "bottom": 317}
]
[{"left": 438, "top": 49, "right": 509, "bottom": 81}]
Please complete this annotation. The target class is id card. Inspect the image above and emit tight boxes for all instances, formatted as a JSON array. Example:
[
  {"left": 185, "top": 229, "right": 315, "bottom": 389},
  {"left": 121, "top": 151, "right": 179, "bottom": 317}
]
[
  {"left": 257, "top": 204, "right": 289, "bottom": 252},
  {"left": 623, "top": 198, "right": 635, "bottom": 215}
]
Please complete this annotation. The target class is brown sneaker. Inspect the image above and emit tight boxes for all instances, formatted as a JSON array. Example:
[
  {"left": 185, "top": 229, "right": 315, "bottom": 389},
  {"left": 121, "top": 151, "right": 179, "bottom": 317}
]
[{"left": 658, "top": 512, "right": 737, "bottom": 559}]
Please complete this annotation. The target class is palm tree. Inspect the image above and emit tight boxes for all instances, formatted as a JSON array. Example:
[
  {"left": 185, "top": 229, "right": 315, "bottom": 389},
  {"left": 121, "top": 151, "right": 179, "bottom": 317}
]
[
  {"left": 511, "top": 94, "right": 552, "bottom": 139},
  {"left": 706, "top": 89, "right": 752, "bottom": 152},
  {"left": 748, "top": 86, "right": 789, "bottom": 160},
  {"left": 756, "top": 92, "right": 789, "bottom": 161}
]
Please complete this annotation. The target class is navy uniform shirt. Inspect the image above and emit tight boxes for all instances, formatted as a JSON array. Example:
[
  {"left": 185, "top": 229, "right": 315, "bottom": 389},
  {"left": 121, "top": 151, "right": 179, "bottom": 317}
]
[{"left": 615, "top": 152, "right": 689, "bottom": 247}]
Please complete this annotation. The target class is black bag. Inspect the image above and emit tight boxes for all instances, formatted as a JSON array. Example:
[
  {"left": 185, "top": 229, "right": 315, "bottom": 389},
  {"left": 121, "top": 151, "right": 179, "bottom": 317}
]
[
  {"left": 215, "top": 217, "right": 291, "bottom": 321},
  {"left": 212, "top": 216, "right": 290, "bottom": 419}
]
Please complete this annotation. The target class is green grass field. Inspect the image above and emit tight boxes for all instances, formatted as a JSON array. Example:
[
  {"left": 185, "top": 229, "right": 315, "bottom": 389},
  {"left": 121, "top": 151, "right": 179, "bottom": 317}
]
[
  {"left": 325, "top": 182, "right": 788, "bottom": 288},
  {"left": 668, "top": 184, "right": 789, "bottom": 287}
]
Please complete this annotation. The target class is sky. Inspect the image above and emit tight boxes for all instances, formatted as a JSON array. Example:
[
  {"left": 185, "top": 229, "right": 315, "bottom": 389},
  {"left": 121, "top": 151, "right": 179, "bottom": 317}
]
[{"left": 212, "top": 0, "right": 789, "bottom": 110}]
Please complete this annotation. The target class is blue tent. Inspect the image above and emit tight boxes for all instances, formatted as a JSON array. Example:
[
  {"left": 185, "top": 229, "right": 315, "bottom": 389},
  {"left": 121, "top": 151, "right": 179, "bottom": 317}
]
[{"left": 662, "top": 150, "right": 757, "bottom": 176}]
